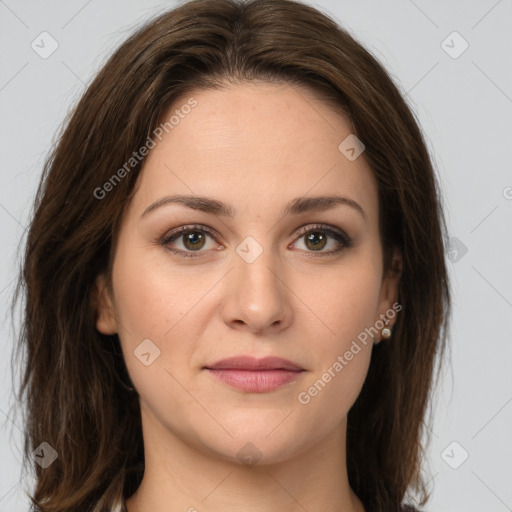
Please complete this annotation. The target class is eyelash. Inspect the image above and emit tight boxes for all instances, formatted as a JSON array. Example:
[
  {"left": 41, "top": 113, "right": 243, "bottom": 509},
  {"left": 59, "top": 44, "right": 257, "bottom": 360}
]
[{"left": 159, "top": 223, "right": 354, "bottom": 259}]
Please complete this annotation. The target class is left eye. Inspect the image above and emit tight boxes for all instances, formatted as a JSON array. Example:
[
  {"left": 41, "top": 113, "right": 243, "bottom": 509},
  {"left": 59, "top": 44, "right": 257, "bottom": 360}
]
[
  {"left": 160, "top": 223, "right": 352, "bottom": 258},
  {"left": 292, "top": 226, "right": 351, "bottom": 254}
]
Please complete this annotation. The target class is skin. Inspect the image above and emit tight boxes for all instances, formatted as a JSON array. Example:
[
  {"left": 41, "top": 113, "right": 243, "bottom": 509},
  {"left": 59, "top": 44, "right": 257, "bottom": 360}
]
[{"left": 94, "top": 81, "right": 402, "bottom": 512}]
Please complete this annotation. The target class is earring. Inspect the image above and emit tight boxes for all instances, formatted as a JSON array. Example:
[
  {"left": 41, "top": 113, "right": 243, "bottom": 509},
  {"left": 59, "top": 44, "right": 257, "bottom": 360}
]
[{"left": 381, "top": 327, "right": 392, "bottom": 340}]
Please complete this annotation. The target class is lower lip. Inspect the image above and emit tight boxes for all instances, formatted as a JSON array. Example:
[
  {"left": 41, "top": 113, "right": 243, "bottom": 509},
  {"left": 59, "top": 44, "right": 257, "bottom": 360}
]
[{"left": 205, "top": 369, "right": 303, "bottom": 392}]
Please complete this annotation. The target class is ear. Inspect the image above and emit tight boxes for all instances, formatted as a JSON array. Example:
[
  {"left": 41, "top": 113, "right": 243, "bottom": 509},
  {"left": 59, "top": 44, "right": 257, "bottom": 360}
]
[
  {"left": 91, "top": 273, "right": 117, "bottom": 335},
  {"left": 376, "top": 248, "right": 403, "bottom": 327}
]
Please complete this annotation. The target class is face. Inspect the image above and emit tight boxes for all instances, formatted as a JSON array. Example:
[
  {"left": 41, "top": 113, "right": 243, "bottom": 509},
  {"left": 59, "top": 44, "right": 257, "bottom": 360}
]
[{"left": 94, "top": 82, "right": 401, "bottom": 466}]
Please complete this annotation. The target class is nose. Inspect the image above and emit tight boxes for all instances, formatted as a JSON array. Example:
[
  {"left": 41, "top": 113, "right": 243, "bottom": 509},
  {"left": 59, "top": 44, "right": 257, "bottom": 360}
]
[{"left": 221, "top": 245, "right": 294, "bottom": 335}]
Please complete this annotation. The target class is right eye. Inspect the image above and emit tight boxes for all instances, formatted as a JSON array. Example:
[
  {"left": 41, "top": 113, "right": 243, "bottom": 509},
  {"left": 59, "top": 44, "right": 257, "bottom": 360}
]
[{"left": 160, "top": 224, "right": 223, "bottom": 258}]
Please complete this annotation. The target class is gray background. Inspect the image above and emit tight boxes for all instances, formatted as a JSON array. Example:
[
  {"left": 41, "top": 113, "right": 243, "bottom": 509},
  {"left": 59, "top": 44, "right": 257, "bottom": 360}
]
[{"left": 1, "top": 1, "right": 511, "bottom": 511}]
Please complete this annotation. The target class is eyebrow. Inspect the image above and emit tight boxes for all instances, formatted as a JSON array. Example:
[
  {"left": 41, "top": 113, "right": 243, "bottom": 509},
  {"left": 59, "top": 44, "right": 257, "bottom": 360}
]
[{"left": 141, "top": 194, "right": 366, "bottom": 220}]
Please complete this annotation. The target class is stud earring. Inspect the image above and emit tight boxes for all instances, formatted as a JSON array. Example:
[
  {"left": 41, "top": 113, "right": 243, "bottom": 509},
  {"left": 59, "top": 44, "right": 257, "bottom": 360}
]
[{"left": 381, "top": 327, "right": 392, "bottom": 339}]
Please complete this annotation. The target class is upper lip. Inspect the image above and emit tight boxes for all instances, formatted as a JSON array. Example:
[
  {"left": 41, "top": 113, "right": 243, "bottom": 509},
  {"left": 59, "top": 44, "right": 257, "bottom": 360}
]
[{"left": 205, "top": 356, "right": 304, "bottom": 371}]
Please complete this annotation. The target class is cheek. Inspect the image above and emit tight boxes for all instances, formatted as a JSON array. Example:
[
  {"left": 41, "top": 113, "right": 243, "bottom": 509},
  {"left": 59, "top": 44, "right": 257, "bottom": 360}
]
[
  {"left": 111, "top": 242, "right": 203, "bottom": 339},
  {"left": 110, "top": 250, "right": 201, "bottom": 412},
  {"left": 296, "top": 257, "right": 382, "bottom": 347},
  {"left": 291, "top": 258, "right": 380, "bottom": 411},
  {"left": 293, "top": 270, "right": 379, "bottom": 430},
  {"left": 108, "top": 247, "right": 195, "bottom": 396}
]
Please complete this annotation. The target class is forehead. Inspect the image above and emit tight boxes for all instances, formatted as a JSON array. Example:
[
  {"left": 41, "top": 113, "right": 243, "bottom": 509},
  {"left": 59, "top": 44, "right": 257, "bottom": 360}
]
[{"left": 130, "top": 82, "right": 379, "bottom": 223}]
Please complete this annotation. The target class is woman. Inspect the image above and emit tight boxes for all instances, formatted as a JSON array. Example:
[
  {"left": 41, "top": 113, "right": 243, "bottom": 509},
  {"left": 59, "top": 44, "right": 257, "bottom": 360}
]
[{"left": 12, "top": 0, "right": 451, "bottom": 510}]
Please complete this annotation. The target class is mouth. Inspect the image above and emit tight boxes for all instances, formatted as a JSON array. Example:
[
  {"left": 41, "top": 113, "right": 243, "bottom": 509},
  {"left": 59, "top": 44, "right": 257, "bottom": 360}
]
[{"left": 203, "top": 356, "right": 305, "bottom": 393}]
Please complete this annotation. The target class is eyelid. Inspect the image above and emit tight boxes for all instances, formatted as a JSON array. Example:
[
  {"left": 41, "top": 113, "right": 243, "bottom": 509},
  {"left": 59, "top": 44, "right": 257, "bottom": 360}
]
[{"left": 292, "top": 223, "right": 351, "bottom": 244}]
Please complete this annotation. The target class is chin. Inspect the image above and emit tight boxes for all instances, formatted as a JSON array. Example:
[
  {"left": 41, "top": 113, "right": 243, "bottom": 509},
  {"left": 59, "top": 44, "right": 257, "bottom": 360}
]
[{"left": 190, "top": 423, "right": 314, "bottom": 468}]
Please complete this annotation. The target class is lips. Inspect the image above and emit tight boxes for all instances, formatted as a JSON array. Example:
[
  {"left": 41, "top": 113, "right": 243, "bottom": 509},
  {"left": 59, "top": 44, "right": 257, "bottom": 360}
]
[
  {"left": 204, "top": 356, "right": 305, "bottom": 393},
  {"left": 204, "top": 355, "right": 304, "bottom": 371}
]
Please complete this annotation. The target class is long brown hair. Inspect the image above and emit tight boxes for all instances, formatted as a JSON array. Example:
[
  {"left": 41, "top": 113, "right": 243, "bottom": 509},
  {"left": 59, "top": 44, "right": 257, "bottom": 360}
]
[{"left": 11, "top": 0, "right": 451, "bottom": 510}]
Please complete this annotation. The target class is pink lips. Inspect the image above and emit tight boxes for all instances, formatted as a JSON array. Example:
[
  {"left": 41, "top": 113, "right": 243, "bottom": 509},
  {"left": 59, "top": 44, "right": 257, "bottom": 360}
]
[{"left": 204, "top": 356, "right": 305, "bottom": 393}]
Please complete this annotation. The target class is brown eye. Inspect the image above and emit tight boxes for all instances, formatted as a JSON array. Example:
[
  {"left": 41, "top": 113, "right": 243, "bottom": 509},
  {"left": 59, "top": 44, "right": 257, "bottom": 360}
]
[
  {"left": 160, "top": 225, "right": 219, "bottom": 258},
  {"left": 292, "top": 224, "right": 353, "bottom": 257},
  {"left": 304, "top": 231, "right": 328, "bottom": 251},
  {"left": 181, "top": 231, "right": 206, "bottom": 251}
]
